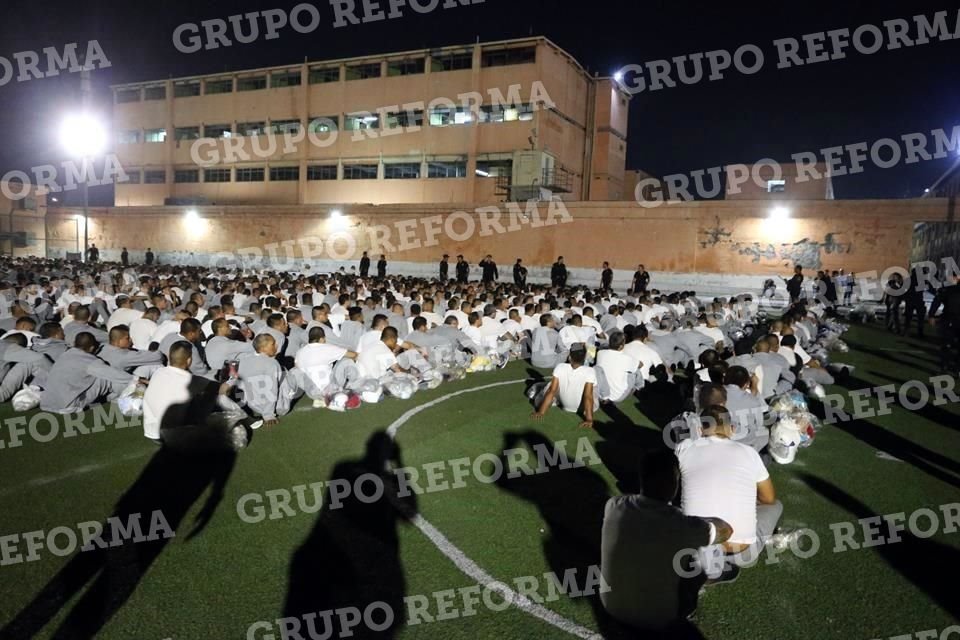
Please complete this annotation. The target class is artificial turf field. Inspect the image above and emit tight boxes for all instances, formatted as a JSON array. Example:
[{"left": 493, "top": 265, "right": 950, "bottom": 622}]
[{"left": 1, "top": 322, "right": 958, "bottom": 640}]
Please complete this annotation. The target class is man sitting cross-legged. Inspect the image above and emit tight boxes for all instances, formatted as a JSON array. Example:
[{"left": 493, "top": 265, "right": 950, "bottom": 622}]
[
  {"left": 39, "top": 332, "right": 136, "bottom": 414},
  {"left": 676, "top": 405, "right": 782, "bottom": 581},
  {"left": 595, "top": 330, "right": 643, "bottom": 404},
  {"left": 529, "top": 344, "right": 598, "bottom": 429},
  {"left": 98, "top": 325, "right": 164, "bottom": 380},
  {"left": 601, "top": 450, "right": 732, "bottom": 632}
]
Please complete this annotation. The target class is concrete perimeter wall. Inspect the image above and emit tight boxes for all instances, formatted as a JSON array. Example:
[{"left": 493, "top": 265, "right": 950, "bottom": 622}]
[{"left": 45, "top": 198, "right": 953, "bottom": 297}]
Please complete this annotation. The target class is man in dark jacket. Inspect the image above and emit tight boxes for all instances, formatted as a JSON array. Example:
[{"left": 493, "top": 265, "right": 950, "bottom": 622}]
[
  {"left": 359, "top": 251, "right": 370, "bottom": 278},
  {"left": 551, "top": 257, "right": 568, "bottom": 289},
  {"left": 601, "top": 262, "right": 613, "bottom": 290},
  {"left": 377, "top": 255, "right": 387, "bottom": 278},
  {"left": 439, "top": 254, "right": 449, "bottom": 281},
  {"left": 929, "top": 272, "right": 960, "bottom": 372},
  {"left": 513, "top": 259, "right": 527, "bottom": 287},
  {"left": 480, "top": 255, "right": 498, "bottom": 284},
  {"left": 455, "top": 255, "right": 470, "bottom": 284}
]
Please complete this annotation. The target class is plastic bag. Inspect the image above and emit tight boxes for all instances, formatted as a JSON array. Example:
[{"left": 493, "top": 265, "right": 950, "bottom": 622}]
[
  {"left": 12, "top": 385, "right": 41, "bottom": 412},
  {"left": 118, "top": 382, "right": 146, "bottom": 417}
]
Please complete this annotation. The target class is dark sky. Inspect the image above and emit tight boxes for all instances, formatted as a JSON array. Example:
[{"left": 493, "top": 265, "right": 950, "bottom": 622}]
[{"left": 2, "top": 0, "right": 959, "bottom": 205}]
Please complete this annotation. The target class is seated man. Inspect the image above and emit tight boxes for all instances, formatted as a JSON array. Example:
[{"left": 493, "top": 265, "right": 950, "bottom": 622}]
[
  {"left": 293, "top": 326, "right": 358, "bottom": 401},
  {"left": 143, "top": 340, "right": 253, "bottom": 450},
  {"left": 98, "top": 325, "right": 164, "bottom": 379},
  {"left": 0, "top": 333, "right": 53, "bottom": 402},
  {"left": 623, "top": 325, "right": 665, "bottom": 382},
  {"left": 237, "top": 333, "right": 288, "bottom": 426},
  {"left": 601, "top": 450, "right": 732, "bottom": 631},
  {"left": 63, "top": 305, "right": 108, "bottom": 345},
  {"left": 723, "top": 365, "right": 769, "bottom": 452},
  {"left": 31, "top": 322, "right": 70, "bottom": 362},
  {"left": 677, "top": 405, "right": 782, "bottom": 577},
  {"left": 39, "top": 332, "right": 136, "bottom": 414},
  {"left": 205, "top": 318, "right": 255, "bottom": 373},
  {"left": 130, "top": 307, "right": 160, "bottom": 351},
  {"left": 158, "top": 318, "right": 213, "bottom": 379},
  {"left": 595, "top": 330, "right": 642, "bottom": 404},
  {"left": 530, "top": 314, "right": 567, "bottom": 369},
  {"left": 4, "top": 317, "right": 41, "bottom": 347},
  {"left": 529, "top": 345, "right": 598, "bottom": 429}
]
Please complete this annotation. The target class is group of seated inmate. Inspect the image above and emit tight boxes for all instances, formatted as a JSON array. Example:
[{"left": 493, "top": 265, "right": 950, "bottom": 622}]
[{"left": 0, "top": 255, "right": 846, "bottom": 631}]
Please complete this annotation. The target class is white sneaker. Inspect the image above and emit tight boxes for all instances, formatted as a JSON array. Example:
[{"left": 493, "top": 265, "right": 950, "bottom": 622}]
[
  {"left": 312, "top": 398, "right": 326, "bottom": 409},
  {"left": 249, "top": 419, "right": 264, "bottom": 430}
]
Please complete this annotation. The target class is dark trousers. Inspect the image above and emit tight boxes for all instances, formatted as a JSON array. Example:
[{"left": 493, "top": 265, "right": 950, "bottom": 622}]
[
  {"left": 886, "top": 300, "right": 902, "bottom": 333},
  {"left": 903, "top": 296, "right": 926, "bottom": 337},
  {"left": 938, "top": 321, "right": 960, "bottom": 372}
]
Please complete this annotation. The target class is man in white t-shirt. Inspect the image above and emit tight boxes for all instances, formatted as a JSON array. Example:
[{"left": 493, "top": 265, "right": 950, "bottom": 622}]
[
  {"left": 677, "top": 405, "right": 782, "bottom": 573},
  {"left": 357, "top": 327, "right": 405, "bottom": 379},
  {"left": 529, "top": 345, "right": 597, "bottom": 428},
  {"left": 623, "top": 325, "right": 664, "bottom": 381},
  {"left": 107, "top": 295, "right": 143, "bottom": 331},
  {"left": 595, "top": 331, "right": 642, "bottom": 404},
  {"left": 295, "top": 325, "right": 357, "bottom": 395}
]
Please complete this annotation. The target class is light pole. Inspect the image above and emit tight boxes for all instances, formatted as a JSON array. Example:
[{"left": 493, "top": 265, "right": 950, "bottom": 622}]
[{"left": 59, "top": 113, "right": 106, "bottom": 262}]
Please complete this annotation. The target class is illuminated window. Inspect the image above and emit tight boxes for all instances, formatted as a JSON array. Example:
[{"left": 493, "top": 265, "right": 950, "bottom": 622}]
[{"left": 144, "top": 129, "right": 166, "bottom": 143}]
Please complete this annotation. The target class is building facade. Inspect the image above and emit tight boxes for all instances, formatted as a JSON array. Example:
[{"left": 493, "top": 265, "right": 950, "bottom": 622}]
[
  {"left": 110, "top": 37, "right": 630, "bottom": 207},
  {"left": 0, "top": 182, "right": 48, "bottom": 257}
]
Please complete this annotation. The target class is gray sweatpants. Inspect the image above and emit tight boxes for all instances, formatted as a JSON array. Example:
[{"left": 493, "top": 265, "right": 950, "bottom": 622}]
[{"left": 595, "top": 366, "right": 643, "bottom": 403}]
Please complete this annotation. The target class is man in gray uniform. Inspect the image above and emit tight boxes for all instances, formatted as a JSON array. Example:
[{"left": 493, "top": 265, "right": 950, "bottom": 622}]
[
  {"left": 723, "top": 366, "right": 769, "bottom": 452},
  {"left": 0, "top": 334, "right": 53, "bottom": 401},
  {"left": 158, "top": 318, "right": 213, "bottom": 379},
  {"left": 63, "top": 305, "right": 108, "bottom": 345},
  {"left": 31, "top": 322, "right": 70, "bottom": 362},
  {"left": 205, "top": 318, "right": 255, "bottom": 373},
  {"left": 98, "top": 325, "right": 164, "bottom": 379},
  {"left": 39, "top": 332, "right": 135, "bottom": 414},
  {"left": 530, "top": 315, "right": 568, "bottom": 369}
]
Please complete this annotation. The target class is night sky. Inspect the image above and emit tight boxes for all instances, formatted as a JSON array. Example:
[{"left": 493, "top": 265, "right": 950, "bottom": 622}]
[{"left": 1, "top": 0, "right": 959, "bottom": 206}]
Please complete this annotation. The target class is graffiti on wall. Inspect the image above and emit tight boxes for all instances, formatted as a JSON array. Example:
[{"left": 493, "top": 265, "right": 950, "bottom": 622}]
[{"left": 698, "top": 218, "right": 853, "bottom": 270}]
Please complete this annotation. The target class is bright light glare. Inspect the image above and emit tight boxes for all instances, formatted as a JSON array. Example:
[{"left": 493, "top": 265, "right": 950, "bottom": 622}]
[
  {"left": 60, "top": 114, "right": 107, "bottom": 157},
  {"left": 329, "top": 209, "right": 348, "bottom": 231},
  {"left": 185, "top": 209, "right": 199, "bottom": 222},
  {"left": 769, "top": 206, "right": 790, "bottom": 222},
  {"left": 614, "top": 71, "right": 624, "bottom": 82}
]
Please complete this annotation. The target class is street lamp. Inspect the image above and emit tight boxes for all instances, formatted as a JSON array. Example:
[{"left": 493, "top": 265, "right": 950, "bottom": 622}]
[{"left": 60, "top": 113, "right": 107, "bottom": 262}]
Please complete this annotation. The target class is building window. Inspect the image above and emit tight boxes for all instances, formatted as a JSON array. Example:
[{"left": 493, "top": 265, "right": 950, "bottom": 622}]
[
  {"left": 344, "top": 113, "right": 380, "bottom": 131},
  {"left": 205, "top": 78, "right": 233, "bottom": 94},
  {"left": 174, "top": 126, "right": 200, "bottom": 141},
  {"left": 345, "top": 62, "right": 381, "bottom": 81},
  {"left": 767, "top": 179, "right": 786, "bottom": 193},
  {"left": 144, "top": 85, "right": 166, "bottom": 101},
  {"left": 476, "top": 159, "right": 512, "bottom": 178},
  {"left": 175, "top": 169, "right": 199, "bottom": 183},
  {"left": 481, "top": 46, "right": 536, "bottom": 68},
  {"left": 307, "top": 165, "right": 338, "bottom": 181},
  {"left": 308, "top": 116, "right": 339, "bottom": 133},
  {"left": 124, "top": 170, "right": 142, "bottom": 184},
  {"left": 270, "top": 119, "right": 301, "bottom": 135},
  {"left": 204, "top": 168, "right": 231, "bottom": 183},
  {"left": 431, "top": 52, "right": 472, "bottom": 72},
  {"left": 144, "top": 170, "right": 166, "bottom": 184},
  {"left": 238, "top": 121, "right": 266, "bottom": 137},
  {"left": 204, "top": 123, "right": 232, "bottom": 138},
  {"left": 309, "top": 66, "right": 340, "bottom": 84},
  {"left": 384, "top": 109, "right": 424, "bottom": 129},
  {"left": 384, "top": 162, "right": 421, "bottom": 179},
  {"left": 237, "top": 75, "right": 267, "bottom": 92},
  {"left": 174, "top": 81, "right": 201, "bottom": 98},
  {"left": 480, "top": 103, "right": 534, "bottom": 123},
  {"left": 428, "top": 158, "right": 467, "bottom": 178},
  {"left": 116, "top": 89, "right": 141, "bottom": 104},
  {"left": 343, "top": 164, "right": 378, "bottom": 180},
  {"left": 117, "top": 130, "right": 141, "bottom": 144},
  {"left": 387, "top": 58, "right": 425, "bottom": 77},
  {"left": 429, "top": 106, "right": 473, "bottom": 127},
  {"left": 269, "top": 166, "right": 300, "bottom": 181},
  {"left": 271, "top": 70, "right": 301, "bottom": 88},
  {"left": 144, "top": 128, "right": 167, "bottom": 143},
  {"left": 236, "top": 167, "right": 265, "bottom": 182}
]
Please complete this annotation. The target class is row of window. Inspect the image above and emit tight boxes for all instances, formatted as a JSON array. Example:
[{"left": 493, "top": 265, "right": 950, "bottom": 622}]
[
  {"left": 121, "top": 158, "right": 516, "bottom": 184},
  {"left": 116, "top": 47, "right": 536, "bottom": 104},
  {"left": 117, "top": 105, "right": 536, "bottom": 144}
]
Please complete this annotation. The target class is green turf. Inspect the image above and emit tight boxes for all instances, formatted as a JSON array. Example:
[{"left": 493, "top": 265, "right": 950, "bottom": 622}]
[{"left": 0, "top": 322, "right": 958, "bottom": 639}]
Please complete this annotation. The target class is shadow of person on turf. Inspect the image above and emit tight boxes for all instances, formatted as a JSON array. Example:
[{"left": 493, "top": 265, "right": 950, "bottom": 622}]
[
  {"left": 494, "top": 431, "right": 701, "bottom": 640},
  {"left": 0, "top": 445, "right": 237, "bottom": 640},
  {"left": 799, "top": 473, "right": 960, "bottom": 619},
  {"left": 283, "top": 431, "right": 417, "bottom": 639}
]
